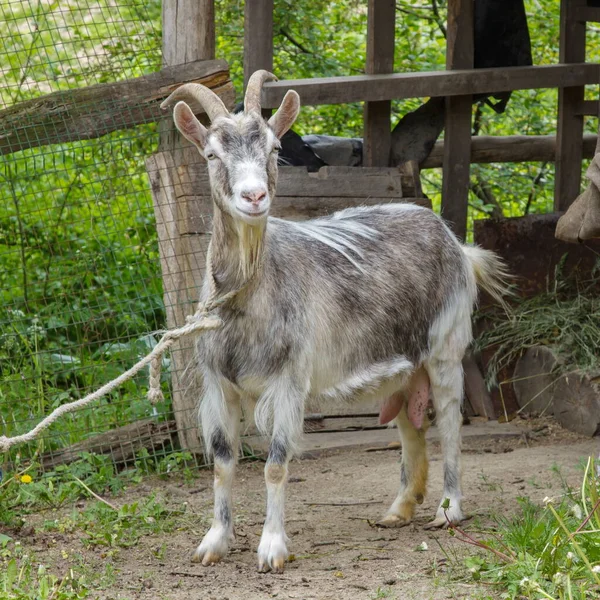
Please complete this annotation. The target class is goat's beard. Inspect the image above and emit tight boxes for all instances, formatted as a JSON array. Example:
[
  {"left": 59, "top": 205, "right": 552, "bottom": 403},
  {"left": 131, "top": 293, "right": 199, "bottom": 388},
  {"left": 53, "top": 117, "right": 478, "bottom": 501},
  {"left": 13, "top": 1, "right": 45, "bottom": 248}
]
[{"left": 235, "top": 220, "right": 265, "bottom": 280}]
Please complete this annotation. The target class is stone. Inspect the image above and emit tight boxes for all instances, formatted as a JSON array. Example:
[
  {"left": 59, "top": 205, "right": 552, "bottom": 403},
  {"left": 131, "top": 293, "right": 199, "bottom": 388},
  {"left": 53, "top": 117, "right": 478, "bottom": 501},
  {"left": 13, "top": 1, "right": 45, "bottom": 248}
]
[{"left": 513, "top": 346, "right": 560, "bottom": 416}]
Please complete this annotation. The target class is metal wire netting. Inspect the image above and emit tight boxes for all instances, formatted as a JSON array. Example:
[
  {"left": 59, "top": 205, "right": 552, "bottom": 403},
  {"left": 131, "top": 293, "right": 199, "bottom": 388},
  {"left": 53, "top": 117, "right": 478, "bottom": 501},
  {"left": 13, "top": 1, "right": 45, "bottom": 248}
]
[{"left": 0, "top": 0, "right": 208, "bottom": 472}]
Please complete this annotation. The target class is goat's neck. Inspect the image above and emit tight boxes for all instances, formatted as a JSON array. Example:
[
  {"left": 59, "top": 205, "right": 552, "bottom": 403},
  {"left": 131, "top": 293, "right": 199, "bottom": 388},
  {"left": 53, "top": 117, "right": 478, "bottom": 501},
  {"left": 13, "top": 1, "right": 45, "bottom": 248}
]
[{"left": 210, "top": 204, "right": 267, "bottom": 291}]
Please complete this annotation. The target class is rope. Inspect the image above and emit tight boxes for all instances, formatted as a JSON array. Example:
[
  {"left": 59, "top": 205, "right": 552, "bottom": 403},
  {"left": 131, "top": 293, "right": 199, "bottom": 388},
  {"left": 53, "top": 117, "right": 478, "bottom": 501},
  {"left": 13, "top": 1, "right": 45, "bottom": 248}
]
[{"left": 0, "top": 243, "right": 261, "bottom": 454}]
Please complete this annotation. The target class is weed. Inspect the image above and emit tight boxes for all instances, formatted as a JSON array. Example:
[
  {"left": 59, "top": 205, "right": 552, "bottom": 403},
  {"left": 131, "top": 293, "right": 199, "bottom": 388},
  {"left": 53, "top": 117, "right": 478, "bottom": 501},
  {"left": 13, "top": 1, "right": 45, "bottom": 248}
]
[
  {"left": 448, "top": 457, "right": 600, "bottom": 599},
  {"left": 0, "top": 539, "right": 90, "bottom": 600},
  {"left": 370, "top": 587, "right": 394, "bottom": 599}
]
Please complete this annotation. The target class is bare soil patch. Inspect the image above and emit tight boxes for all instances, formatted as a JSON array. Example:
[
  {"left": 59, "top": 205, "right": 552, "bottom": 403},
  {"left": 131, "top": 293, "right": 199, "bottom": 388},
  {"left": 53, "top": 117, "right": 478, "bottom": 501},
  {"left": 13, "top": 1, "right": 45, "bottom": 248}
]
[{"left": 16, "top": 422, "right": 599, "bottom": 600}]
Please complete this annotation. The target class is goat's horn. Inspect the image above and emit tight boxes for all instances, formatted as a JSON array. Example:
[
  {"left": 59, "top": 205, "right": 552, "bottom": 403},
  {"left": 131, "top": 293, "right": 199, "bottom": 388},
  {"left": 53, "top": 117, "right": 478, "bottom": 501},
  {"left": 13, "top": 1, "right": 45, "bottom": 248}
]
[
  {"left": 244, "top": 70, "right": 278, "bottom": 114},
  {"left": 160, "top": 83, "right": 229, "bottom": 122}
]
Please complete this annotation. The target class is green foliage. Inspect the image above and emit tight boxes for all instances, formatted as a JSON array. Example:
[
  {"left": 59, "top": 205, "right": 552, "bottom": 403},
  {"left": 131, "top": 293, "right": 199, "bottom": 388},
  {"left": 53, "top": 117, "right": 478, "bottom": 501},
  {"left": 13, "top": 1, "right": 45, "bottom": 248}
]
[
  {"left": 450, "top": 458, "right": 600, "bottom": 599},
  {"left": 0, "top": 452, "right": 190, "bottom": 600},
  {"left": 45, "top": 494, "right": 181, "bottom": 549},
  {"left": 1, "top": 542, "right": 90, "bottom": 600}
]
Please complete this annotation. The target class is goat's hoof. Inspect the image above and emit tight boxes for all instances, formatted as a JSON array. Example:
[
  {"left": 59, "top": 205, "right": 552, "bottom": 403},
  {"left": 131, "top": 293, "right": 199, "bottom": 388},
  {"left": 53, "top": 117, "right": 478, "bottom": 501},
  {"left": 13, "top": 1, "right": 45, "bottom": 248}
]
[
  {"left": 424, "top": 505, "right": 465, "bottom": 530},
  {"left": 193, "top": 550, "right": 224, "bottom": 566},
  {"left": 377, "top": 514, "right": 411, "bottom": 528},
  {"left": 258, "top": 556, "right": 285, "bottom": 574},
  {"left": 423, "top": 514, "right": 465, "bottom": 530},
  {"left": 423, "top": 517, "right": 449, "bottom": 530},
  {"left": 192, "top": 527, "right": 230, "bottom": 565},
  {"left": 257, "top": 532, "right": 288, "bottom": 574}
]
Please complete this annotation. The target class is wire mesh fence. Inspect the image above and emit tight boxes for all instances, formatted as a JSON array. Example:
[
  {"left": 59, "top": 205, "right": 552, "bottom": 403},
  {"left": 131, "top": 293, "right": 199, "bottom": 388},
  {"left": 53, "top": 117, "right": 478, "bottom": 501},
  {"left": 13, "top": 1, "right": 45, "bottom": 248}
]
[{"left": 0, "top": 0, "right": 197, "bottom": 473}]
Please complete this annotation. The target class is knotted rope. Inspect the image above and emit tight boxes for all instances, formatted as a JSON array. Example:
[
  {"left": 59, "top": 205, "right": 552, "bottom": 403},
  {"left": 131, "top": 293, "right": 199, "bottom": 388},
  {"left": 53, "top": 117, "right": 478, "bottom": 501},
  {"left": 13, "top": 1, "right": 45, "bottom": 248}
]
[{"left": 0, "top": 243, "right": 260, "bottom": 454}]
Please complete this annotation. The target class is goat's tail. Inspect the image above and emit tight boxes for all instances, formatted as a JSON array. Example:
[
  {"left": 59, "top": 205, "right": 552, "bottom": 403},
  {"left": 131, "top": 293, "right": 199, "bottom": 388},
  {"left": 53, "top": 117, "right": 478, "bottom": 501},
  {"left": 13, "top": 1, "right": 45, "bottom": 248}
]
[{"left": 462, "top": 245, "right": 513, "bottom": 312}]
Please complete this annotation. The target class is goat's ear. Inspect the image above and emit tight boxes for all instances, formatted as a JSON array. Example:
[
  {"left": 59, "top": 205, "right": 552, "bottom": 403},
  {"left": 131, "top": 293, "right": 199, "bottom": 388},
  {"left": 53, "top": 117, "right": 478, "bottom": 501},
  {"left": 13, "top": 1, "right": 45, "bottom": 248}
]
[
  {"left": 173, "top": 101, "right": 208, "bottom": 153},
  {"left": 268, "top": 90, "right": 300, "bottom": 139}
]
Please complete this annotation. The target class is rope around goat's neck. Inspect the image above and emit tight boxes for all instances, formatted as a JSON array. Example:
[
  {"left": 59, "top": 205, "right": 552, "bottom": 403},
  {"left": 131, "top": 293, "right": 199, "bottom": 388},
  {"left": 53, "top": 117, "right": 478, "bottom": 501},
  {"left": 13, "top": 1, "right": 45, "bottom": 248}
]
[{"left": 0, "top": 242, "right": 263, "bottom": 454}]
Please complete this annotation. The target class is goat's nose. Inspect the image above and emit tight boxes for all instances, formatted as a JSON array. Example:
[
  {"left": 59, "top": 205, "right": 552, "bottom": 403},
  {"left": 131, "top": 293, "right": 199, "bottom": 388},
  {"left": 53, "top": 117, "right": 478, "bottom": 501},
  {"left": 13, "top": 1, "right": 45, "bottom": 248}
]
[{"left": 241, "top": 190, "right": 267, "bottom": 204}]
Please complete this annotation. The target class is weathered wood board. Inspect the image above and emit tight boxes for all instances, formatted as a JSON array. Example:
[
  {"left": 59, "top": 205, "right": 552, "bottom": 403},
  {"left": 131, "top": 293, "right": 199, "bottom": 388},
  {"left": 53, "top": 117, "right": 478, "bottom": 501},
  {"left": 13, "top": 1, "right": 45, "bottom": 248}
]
[
  {"left": 260, "top": 64, "right": 599, "bottom": 108},
  {"left": 0, "top": 59, "right": 233, "bottom": 156},
  {"left": 422, "top": 134, "right": 598, "bottom": 168}
]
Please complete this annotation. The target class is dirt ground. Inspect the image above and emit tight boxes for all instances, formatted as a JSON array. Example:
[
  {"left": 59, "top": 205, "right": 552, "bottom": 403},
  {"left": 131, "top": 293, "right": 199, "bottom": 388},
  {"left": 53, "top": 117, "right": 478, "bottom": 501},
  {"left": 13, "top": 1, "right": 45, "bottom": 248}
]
[{"left": 18, "top": 420, "right": 600, "bottom": 600}]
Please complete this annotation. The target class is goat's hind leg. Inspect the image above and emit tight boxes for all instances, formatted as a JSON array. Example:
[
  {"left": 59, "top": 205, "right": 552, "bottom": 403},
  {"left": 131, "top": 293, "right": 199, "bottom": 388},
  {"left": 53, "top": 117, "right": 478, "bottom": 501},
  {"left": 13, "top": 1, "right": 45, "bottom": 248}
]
[
  {"left": 379, "top": 401, "right": 429, "bottom": 527},
  {"left": 193, "top": 386, "right": 241, "bottom": 565},
  {"left": 423, "top": 358, "right": 464, "bottom": 529}
]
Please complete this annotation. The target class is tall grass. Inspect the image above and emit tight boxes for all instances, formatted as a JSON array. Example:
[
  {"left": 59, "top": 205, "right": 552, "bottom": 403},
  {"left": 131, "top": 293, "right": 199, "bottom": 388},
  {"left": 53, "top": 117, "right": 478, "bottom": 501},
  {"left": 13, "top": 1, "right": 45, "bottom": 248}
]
[{"left": 449, "top": 457, "right": 600, "bottom": 599}]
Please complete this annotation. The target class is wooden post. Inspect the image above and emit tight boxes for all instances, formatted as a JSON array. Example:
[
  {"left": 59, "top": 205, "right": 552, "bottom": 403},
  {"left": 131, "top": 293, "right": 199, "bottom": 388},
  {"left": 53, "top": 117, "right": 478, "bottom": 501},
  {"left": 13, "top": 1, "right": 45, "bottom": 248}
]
[
  {"left": 244, "top": 0, "right": 274, "bottom": 89},
  {"left": 363, "top": 0, "right": 396, "bottom": 167},
  {"left": 243, "top": 0, "right": 274, "bottom": 119},
  {"left": 155, "top": 0, "right": 216, "bottom": 452},
  {"left": 441, "top": 0, "right": 473, "bottom": 241},
  {"left": 555, "top": 0, "right": 587, "bottom": 211}
]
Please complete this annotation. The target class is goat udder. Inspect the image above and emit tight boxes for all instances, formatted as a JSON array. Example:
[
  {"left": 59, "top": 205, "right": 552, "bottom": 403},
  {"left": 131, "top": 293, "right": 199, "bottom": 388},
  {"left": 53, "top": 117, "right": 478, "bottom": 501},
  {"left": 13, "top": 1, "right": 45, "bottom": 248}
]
[{"left": 378, "top": 368, "right": 430, "bottom": 429}]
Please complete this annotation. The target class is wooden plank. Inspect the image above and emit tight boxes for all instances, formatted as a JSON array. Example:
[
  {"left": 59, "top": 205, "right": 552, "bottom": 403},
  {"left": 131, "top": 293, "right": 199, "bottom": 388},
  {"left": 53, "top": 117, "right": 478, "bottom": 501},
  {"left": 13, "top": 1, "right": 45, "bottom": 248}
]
[
  {"left": 178, "top": 196, "right": 430, "bottom": 233},
  {"left": 260, "top": 64, "right": 600, "bottom": 107},
  {"left": 160, "top": 160, "right": 425, "bottom": 233},
  {"left": 162, "top": 0, "right": 215, "bottom": 66},
  {"left": 156, "top": 0, "right": 216, "bottom": 452},
  {"left": 244, "top": 421, "right": 523, "bottom": 458},
  {"left": 463, "top": 353, "right": 495, "bottom": 419},
  {"left": 40, "top": 419, "right": 178, "bottom": 469},
  {"left": 441, "top": 0, "right": 474, "bottom": 242},
  {"left": 576, "top": 99, "right": 599, "bottom": 116},
  {"left": 422, "top": 134, "right": 598, "bottom": 168},
  {"left": 363, "top": 0, "right": 395, "bottom": 167},
  {"left": 147, "top": 154, "right": 209, "bottom": 453},
  {"left": 244, "top": 0, "right": 274, "bottom": 89},
  {"left": 273, "top": 196, "right": 430, "bottom": 221},
  {"left": 555, "top": 0, "right": 587, "bottom": 212},
  {"left": 176, "top": 189, "right": 432, "bottom": 237},
  {"left": 573, "top": 5, "right": 600, "bottom": 22},
  {"left": 304, "top": 415, "right": 382, "bottom": 433},
  {"left": 171, "top": 164, "right": 412, "bottom": 199},
  {"left": 0, "top": 60, "right": 233, "bottom": 156}
]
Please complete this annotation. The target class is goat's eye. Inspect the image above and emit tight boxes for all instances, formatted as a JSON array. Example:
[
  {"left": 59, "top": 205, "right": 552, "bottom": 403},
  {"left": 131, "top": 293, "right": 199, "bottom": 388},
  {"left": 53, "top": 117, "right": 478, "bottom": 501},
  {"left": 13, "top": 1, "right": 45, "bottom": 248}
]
[
  {"left": 271, "top": 145, "right": 281, "bottom": 154},
  {"left": 205, "top": 152, "right": 217, "bottom": 161}
]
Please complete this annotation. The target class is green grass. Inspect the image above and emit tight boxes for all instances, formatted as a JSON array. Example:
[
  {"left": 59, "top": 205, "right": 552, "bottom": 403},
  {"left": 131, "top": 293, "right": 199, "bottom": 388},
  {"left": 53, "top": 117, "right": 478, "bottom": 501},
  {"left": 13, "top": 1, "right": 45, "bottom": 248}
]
[
  {"left": 445, "top": 457, "right": 600, "bottom": 599},
  {"left": 0, "top": 452, "right": 199, "bottom": 600},
  {"left": 474, "top": 263, "right": 600, "bottom": 390}
]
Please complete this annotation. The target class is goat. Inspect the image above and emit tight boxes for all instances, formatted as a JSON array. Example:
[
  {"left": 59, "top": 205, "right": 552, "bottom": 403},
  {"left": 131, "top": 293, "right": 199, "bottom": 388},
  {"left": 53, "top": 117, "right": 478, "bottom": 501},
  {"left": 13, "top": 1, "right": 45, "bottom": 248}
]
[{"left": 160, "top": 71, "right": 509, "bottom": 574}]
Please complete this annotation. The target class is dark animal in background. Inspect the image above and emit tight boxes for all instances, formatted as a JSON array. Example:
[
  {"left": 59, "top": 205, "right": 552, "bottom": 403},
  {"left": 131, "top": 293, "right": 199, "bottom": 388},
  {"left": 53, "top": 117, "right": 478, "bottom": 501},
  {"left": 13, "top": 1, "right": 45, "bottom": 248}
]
[
  {"left": 391, "top": 0, "right": 532, "bottom": 166},
  {"left": 474, "top": 0, "right": 532, "bottom": 114},
  {"left": 233, "top": 101, "right": 326, "bottom": 171}
]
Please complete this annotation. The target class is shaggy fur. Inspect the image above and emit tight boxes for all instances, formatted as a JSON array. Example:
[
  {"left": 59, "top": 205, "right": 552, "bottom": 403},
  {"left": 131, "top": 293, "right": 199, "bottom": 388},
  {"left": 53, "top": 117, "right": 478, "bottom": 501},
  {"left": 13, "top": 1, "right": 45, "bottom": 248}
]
[{"left": 161, "top": 73, "right": 509, "bottom": 573}]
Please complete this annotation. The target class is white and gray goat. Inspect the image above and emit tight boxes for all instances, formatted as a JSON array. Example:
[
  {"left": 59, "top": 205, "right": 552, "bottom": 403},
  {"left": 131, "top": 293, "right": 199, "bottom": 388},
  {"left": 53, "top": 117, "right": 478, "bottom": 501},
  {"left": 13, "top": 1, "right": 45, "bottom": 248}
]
[{"left": 161, "top": 71, "right": 508, "bottom": 573}]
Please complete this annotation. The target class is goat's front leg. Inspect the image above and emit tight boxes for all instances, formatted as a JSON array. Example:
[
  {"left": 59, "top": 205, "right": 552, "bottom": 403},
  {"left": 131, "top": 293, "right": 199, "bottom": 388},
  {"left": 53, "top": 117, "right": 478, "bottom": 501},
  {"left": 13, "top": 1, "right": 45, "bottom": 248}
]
[
  {"left": 193, "top": 386, "right": 241, "bottom": 565},
  {"left": 257, "top": 391, "right": 304, "bottom": 574}
]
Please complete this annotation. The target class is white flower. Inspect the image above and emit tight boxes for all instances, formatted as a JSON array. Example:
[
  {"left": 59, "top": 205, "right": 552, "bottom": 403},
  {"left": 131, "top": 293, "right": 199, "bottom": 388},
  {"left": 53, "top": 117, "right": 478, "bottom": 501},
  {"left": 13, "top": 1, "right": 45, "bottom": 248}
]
[
  {"left": 592, "top": 565, "right": 600, "bottom": 573},
  {"left": 553, "top": 572, "right": 566, "bottom": 586},
  {"left": 415, "top": 541, "right": 428, "bottom": 552}
]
